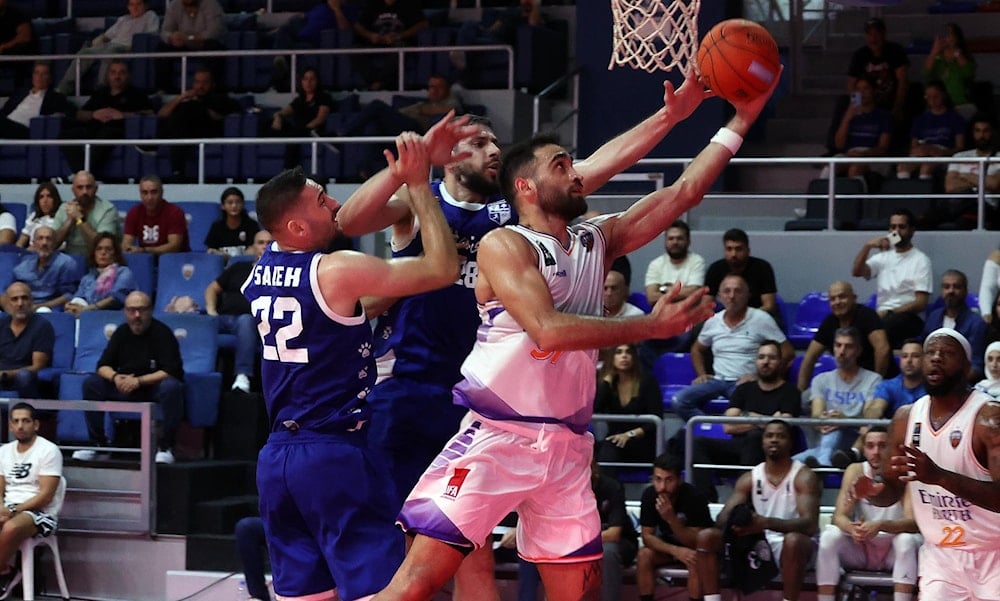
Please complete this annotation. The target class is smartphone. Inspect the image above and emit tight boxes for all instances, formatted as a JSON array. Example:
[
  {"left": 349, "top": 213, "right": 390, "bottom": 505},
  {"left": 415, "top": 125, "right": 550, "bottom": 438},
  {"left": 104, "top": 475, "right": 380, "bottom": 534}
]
[
  {"left": 850, "top": 92, "right": 861, "bottom": 106},
  {"left": 886, "top": 230, "right": 902, "bottom": 246}
]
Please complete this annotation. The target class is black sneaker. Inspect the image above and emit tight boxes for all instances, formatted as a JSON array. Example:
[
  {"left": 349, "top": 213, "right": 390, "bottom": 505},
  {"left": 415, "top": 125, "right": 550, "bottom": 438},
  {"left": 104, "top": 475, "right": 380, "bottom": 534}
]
[
  {"left": 0, "top": 562, "right": 22, "bottom": 600},
  {"left": 831, "top": 448, "right": 862, "bottom": 469},
  {"left": 803, "top": 455, "right": 821, "bottom": 469}
]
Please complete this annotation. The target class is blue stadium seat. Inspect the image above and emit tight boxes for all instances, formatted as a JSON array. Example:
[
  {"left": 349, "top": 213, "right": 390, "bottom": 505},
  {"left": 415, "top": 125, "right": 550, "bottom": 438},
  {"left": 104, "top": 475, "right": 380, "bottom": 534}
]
[
  {"left": 628, "top": 291, "right": 651, "bottom": 313},
  {"left": 691, "top": 421, "right": 730, "bottom": 440},
  {"left": 37, "top": 311, "right": 75, "bottom": 387},
  {"left": 789, "top": 353, "right": 837, "bottom": 386},
  {"left": 4, "top": 203, "right": 26, "bottom": 233},
  {"left": 788, "top": 291, "right": 829, "bottom": 349},
  {"left": 157, "top": 312, "right": 222, "bottom": 428},
  {"left": 58, "top": 310, "right": 125, "bottom": 442},
  {"left": 124, "top": 251, "right": 156, "bottom": 298},
  {"left": 652, "top": 353, "right": 695, "bottom": 412},
  {"left": 175, "top": 203, "right": 225, "bottom": 253},
  {"left": 0, "top": 253, "right": 22, "bottom": 291},
  {"left": 154, "top": 252, "right": 225, "bottom": 313}
]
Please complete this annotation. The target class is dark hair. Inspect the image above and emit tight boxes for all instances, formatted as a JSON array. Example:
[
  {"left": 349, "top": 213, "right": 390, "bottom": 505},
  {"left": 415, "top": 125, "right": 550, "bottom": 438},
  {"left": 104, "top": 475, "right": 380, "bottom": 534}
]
[
  {"left": 722, "top": 228, "right": 749, "bottom": 245},
  {"left": 256, "top": 167, "right": 308, "bottom": 231},
  {"left": 834, "top": 326, "right": 862, "bottom": 348},
  {"left": 901, "top": 337, "right": 923, "bottom": 349},
  {"left": 942, "top": 268, "right": 968, "bottom": 289},
  {"left": 32, "top": 182, "right": 62, "bottom": 217},
  {"left": 10, "top": 402, "right": 37, "bottom": 421},
  {"left": 945, "top": 23, "right": 970, "bottom": 57},
  {"left": 88, "top": 231, "right": 126, "bottom": 269},
  {"left": 653, "top": 452, "right": 684, "bottom": 475},
  {"left": 867, "top": 425, "right": 888, "bottom": 435},
  {"left": 498, "top": 133, "right": 561, "bottom": 204},
  {"left": 219, "top": 186, "right": 249, "bottom": 220},
  {"left": 668, "top": 219, "right": 690, "bottom": 237},
  {"left": 758, "top": 339, "right": 782, "bottom": 359},
  {"left": 462, "top": 113, "right": 494, "bottom": 130},
  {"left": 891, "top": 208, "right": 915, "bottom": 228},
  {"left": 297, "top": 67, "right": 323, "bottom": 97},
  {"left": 139, "top": 173, "right": 162, "bottom": 188},
  {"left": 924, "top": 79, "right": 953, "bottom": 110},
  {"left": 765, "top": 419, "right": 793, "bottom": 438}
]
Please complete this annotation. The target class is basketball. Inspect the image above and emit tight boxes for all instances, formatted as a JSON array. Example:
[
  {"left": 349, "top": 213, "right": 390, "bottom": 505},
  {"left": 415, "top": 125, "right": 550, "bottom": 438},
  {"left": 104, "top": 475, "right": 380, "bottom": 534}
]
[{"left": 696, "top": 19, "right": 780, "bottom": 103}]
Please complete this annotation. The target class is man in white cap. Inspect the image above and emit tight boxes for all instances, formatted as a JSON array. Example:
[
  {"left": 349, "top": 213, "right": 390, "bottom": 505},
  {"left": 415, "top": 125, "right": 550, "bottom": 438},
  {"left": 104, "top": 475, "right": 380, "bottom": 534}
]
[{"left": 854, "top": 327, "right": 1000, "bottom": 599}]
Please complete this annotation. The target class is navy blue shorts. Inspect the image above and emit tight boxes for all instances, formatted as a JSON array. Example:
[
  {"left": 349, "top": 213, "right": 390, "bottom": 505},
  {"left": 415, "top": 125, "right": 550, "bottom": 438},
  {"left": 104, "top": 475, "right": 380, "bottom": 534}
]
[{"left": 257, "top": 430, "right": 404, "bottom": 600}]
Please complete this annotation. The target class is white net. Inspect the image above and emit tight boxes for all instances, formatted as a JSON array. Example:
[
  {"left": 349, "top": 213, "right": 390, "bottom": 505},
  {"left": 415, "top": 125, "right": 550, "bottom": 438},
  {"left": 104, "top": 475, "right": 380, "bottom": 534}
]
[{"left": 608, "top": 0, "right": 702, "bottom": 74}]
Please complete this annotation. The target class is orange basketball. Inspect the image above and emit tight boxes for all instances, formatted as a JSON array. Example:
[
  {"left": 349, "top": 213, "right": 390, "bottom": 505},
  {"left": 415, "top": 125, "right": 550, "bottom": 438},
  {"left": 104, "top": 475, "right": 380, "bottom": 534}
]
[{"left": 696, "top": 19, "right": 780, "bottom": 103}]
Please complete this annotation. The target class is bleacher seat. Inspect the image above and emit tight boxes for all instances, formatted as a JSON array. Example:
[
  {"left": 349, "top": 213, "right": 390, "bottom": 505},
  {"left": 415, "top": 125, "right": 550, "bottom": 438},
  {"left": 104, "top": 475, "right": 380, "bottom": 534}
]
[
  {"left": 175, "top": 202, "right": 223, "bottom": 253},
  {"left": 0, "top": 252, "right": 19, "bottom": 290},
  {"left": 124, "top": 251, "right": 156, "bottom": 298},
  {"left": 4, "top": 202, "right": 26, "bottom": 233},
  {"left": 785, "top": 177, "right": 865, "bottom": 231},
  {"left": 37, "top": 311, "right": 75, "bottom": 389},
  {"left": 789, "top": 353, "right": 837, "bottom": 385},
  {"left": 157, "top": 313, "right": 223, "bottom": 428},
  {"left": 154, "top": 252, "right": 225, "bottom": 313},
  {"left": 788, "top": 291, "right": 830, "bottom": 349},
  {"left": 628, "top": 291, "right": 651, "bottom": 313},
  {"left": 858, "top": 178, "right": 934, "bottom": 230},
  {"left": 691, "top": 421, "right": 729, "bottom": 440},
  {"left": 58, "top": 310, "right": 124, "bottom": 442}
]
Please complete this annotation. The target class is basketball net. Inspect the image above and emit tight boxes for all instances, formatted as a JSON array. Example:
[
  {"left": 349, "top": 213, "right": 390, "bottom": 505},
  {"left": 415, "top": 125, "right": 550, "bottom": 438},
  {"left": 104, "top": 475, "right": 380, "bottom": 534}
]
[{"left": 608, "top": 0, "right": 701, "bottom": 74}]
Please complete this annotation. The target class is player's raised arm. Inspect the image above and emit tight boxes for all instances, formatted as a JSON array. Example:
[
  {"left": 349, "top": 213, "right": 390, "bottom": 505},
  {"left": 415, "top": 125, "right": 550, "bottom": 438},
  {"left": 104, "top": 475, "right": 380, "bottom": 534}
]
[{"left": 599, "top": 67, "right": 783, "bottom": 260}]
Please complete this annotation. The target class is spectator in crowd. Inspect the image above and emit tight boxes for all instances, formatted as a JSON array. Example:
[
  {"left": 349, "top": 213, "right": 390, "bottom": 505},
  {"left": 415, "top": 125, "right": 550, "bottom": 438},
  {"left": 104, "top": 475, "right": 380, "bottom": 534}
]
[
  {"left": 830, "top": 338, "right": 925, "bottom": 468},
  {"left": 832, "top": 76, "right": 892, "bottom": 178},
  {"left": 644, "top": 220, "right": 705, "bottom": 306},
  {"left": 64, "top": 233, "right": 136, "bottom": 316},
  {"left": 851, "top": 209, "right": 932, "bottom": 348},
  {"left": 51, "top": 171, "right": 119, "bottom": 256},
  {"left": 205, "top": 229, "right": 271, "bottom": 394},
  {"left": 60, "top": 60, "right": 154, "bottom": 174},
  {"left": 11, "top": 226, "right": 82, "bottom": 310},
  {"left": 157, "top": 69, "right": 240, "bottom": 180},
  {"left": 451, "top": 0, "right": 543, "bottom": 74},
  {"left": 924, "top": 22, "right": 976, "bottom": 119},
  {"left": 603, "top": 271, "right": 643, "bottom": 318},
  {"left": 0, "top": 62, "right": 74, "bottom": 140},
  {"left": 975, "top": 341, "right": 1000, "bottom": 397},
  {"left": 978, "top": 244, "right": 1000, "bottom": 321},
  {"left": 0, "top": 283, "right": 54, "bottom": 400},
  {"left": 351, "top": 0, "right": 427, "bottom": 90},
  {"left": 0, "top": 0, "right": 35, "bottom": 84},
  {"left": 77, "top": 291, "right": 184, "bottom": 464},
  {"left": 673, "top": 274, "right": 791, "bottom": 422},
  {"left": 987, "top": 293, "right": 1000, "bottom": 345},
  {"left": 594, "top": 344, "right": 662, "bottom": 467},
  {"left": 15, "top": 182, "right": 61, "bottom": 250},
  {"left": 704, "top": 228, "right": 780, "bottom": 325},
  {"left": 0, "top": 402, "right": 62, "bottom": 598},
  {"left": 795, "top": 327, "right": 882, "bottom": 468},
  {"left": 122, "top": 174, "right": 190, "bottom": 255},
  {"left": 921, "top": 269, "right": 986, "bottom": 380},
  {"left": 863, "top": 338, "right": 926, "bottom": 422},
  {"left": 0, "top": 201, "right": 14, "bottom": 246},
  {"left": 849, "top": 18, "right": 909, "bottom": 121},
  {"left": 161, "top": 0, "right": 225, "bottom": 51},
  {"left": 55, "top": 0, "right": 160, "bottom": 96},
  {"left": 697, "top": 420, "right": 821, "bottom": 601},
  {"left": 945, "top": 113, "right": 999, "bottom": 196},
  {"left": 269, "top": 68, "right": 335, "bottom": 170},
  {"left": 636, "top": 453, "right": 714, "bottom": 601},
  {"left": 269, "top": 0, "right": 357, "bottom": 91},
  {"left": 896, "top": 80, "right": 966, "bottom": 181},
  {"left": 204, "top": 186, "right": 260, "bottom": 259},
  {"left": 797, "top": 281, "right": 891, "bottom": 392},
  {"left": 816, "top": 427, "right": 921, "bottom": 601},
  {"left": 691, "top": 340, "right": 800, "bottom": 502}
]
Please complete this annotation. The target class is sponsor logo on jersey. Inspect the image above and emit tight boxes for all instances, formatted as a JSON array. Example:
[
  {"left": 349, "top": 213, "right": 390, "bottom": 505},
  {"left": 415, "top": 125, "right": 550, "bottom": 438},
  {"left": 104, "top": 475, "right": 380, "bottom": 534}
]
[
  {"left": 911, "top": 422, "right": 921, "bottom": 447},
  {"left": 487, "top": 201, "right": 512, "bottom": 225},
  {"left": 444, "top": 467, "right": 471, "bottom": 499},
  {"left": 950, "top": 429, "right": 962, "bottom": 448},
  {"left": 580, "top": 231, "right": 594, "bottom": 251}
]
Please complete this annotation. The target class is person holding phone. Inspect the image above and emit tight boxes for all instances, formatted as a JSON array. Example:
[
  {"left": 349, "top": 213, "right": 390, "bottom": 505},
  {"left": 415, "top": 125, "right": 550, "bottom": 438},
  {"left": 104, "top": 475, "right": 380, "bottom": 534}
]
[
  {"left": 832, "top": 75, "right": 893, "bottom": 178},
  {"left": 852, "top": 208, "right": 933, "bottom": 349}
]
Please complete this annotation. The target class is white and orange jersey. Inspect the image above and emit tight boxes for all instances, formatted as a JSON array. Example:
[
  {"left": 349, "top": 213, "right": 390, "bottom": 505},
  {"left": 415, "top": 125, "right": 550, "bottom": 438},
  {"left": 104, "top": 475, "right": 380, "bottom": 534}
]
[
  {"left": 857, "top": 461, "right": 904, "bottom": 523},
  {"left": 453, "top": 222, "right": 606, "bottom": 434},
  {"left": 905, "top": 391, "right": 1000, "bottom": 551}
]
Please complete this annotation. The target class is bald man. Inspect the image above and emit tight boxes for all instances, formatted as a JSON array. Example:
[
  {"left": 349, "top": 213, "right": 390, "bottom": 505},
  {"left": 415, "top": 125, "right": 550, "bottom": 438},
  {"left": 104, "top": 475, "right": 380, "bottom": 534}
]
[
  {"left": 0, "top": 282, "right": 54, "bottom": 399},
  {"left": 78, "top": 291, "right": 184, "bottom": 464},
  {"left": 797, "top": 281, "right": 892, "bottom": 392},
  {"left": 50, "top": 171, "right": 119, "bottom": 255}
]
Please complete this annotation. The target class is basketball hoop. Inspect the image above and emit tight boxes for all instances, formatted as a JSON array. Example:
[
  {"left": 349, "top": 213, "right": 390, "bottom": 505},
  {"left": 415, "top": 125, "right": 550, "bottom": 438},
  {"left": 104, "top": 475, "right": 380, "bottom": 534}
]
[{"left": 609, "top": 0, "right": 702, "bottom": 74}]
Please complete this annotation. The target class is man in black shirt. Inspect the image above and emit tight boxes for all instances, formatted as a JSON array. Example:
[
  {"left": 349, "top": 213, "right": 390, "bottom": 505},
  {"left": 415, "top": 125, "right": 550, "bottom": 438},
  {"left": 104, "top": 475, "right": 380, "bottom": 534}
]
[
  {"left": 61, "top": 60, "right": 154, "bottom": 174},
  {"left": 204, "top": 229, "right": 271, "bottom": 393},
  {"left": 690, "top": 340, "right": 801, "bottom": 502},
  {"left": 704, "top": 228, "right": 781, "bottom": 327},
  {"left": 636, "top": 453, "right": 714, "bottom": 601},
  {"left": 78, "top": 291, "right": 184, "bottom": 464}
]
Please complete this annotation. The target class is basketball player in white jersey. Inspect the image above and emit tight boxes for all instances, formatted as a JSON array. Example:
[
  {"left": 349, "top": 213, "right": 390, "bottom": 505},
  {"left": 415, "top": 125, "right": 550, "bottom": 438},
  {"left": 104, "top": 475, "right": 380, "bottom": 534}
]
[
  {"left": 697, "top": 420, "right": 822, "bottom": 601},
  {"left": 854, "top": 328, "right": 1000, "bottom": 600},
  {"left": 371, "top": 67, "right": 783, "bottom": 601},
  {"left": 817, "top": 426, "right": 921, "bottom": 601}
]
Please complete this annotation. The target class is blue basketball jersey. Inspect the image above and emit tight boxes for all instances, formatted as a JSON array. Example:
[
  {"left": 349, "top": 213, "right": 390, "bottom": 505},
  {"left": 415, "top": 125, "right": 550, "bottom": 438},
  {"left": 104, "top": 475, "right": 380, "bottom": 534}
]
[
  {"left": 372, "top": 180, "right": 516, "bottom": 386},
  {"left": 242, "top": 243, "right": 374, "bottom": 433}
]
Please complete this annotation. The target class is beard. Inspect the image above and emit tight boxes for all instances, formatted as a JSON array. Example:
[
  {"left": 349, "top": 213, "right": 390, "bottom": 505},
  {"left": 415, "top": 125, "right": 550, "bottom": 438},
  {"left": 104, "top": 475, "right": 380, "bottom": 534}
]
[
  {"left": 539, "top": 189, "right": 586, "bottom": 222},
  {"left": 925, "top": 369, "right": 967, "bottom": 396},
  {"left": 667, "top": 248, "right": 688, "bottom": 260},
  {"left": 455, "top": 166, "right": 499, "bottom": 198},
  {"left": 758, "top": 370, "right": 779, "bottom": 384},
  {"left": 976, "top": 138, "right": 994, "bottom": 152}
]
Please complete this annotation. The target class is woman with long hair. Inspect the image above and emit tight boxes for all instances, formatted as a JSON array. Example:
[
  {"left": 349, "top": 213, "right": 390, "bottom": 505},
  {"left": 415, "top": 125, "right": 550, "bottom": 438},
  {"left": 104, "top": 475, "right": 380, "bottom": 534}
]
[
  {"left": 269, "top": 67, "right": 335, "bottom": 169},
  {"left": 594, "top": 344, "right": 664, "bottom": 465},
  {"left": 16, "top": 182, "right": 62, "bottom": 249},
  {"left": 204, "top": 186, "right": 260, "bottom": 258},
  {"left": 64, "top": 232, "right": 136, "bottom": 316},
  {"left": 924, "top": 22, "right": 976, "bottom": 118}
]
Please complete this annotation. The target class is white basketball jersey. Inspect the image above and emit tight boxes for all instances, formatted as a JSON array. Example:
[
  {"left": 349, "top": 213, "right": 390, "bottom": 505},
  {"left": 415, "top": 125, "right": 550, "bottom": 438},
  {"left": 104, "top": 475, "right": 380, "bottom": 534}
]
[
  {"left": 905, "top": 391, "right": 1000, "bottom": 552},
  {"left": 751, "top": 461, "right": 804, "bottom": 541},
  {"left": 858, "top": 461, "right": 904, "bottom": 522},
  {"left": 453, "top": 222, "right": 606, "bottom": 434}
]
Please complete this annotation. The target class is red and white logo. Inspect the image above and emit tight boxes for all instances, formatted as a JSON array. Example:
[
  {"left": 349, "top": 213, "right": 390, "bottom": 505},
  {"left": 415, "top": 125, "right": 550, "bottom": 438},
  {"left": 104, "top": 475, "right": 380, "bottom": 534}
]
[
  {"left": 950, "top": 429, "right": 962, "bottom": 448},
  {"left": 444, "top": 468, "right": 471, "bottom": 499}
]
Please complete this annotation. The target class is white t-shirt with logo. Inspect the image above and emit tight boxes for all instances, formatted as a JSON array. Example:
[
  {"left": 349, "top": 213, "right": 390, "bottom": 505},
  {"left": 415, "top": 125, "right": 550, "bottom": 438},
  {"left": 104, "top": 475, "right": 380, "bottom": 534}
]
[{"left": 0, "top": 436, "right": 62, "bottom": 514}]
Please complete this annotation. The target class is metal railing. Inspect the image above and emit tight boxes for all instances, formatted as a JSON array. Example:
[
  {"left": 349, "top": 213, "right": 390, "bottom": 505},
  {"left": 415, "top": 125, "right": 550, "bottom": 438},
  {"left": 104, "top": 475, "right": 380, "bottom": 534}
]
[
  {"left": 532, "top": 65, "right": 581, "bottom": 152},
  {"left": 592, "top": 413, "right": 664, "bottom": 471},
  {"left": 683, "top": 414, "right": 892, "bottom": 484}
]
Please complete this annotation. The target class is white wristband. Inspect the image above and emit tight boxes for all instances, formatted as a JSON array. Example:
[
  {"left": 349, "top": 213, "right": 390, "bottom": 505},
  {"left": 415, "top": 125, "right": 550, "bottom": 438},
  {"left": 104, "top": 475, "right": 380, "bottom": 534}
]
[{"left": 710, "top": 127, "right": 743, "bottom": 155}]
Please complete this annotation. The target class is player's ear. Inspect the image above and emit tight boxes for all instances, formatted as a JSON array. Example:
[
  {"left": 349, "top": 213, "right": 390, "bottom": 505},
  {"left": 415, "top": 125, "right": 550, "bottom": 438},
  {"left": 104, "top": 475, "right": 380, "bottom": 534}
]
[
  {"left": 514, "top": 176, "right": 533, "bottom": 197},
  {"left": 285, "top": 217, "right": 307, "bottom": 239}
]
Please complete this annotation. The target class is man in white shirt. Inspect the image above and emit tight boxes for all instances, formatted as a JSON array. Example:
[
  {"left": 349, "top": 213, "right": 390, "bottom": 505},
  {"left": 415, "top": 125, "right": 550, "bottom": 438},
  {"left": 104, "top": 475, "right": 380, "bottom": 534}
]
[
  {"left": 0, "top": 402, "right": 62, "bottom": 597},
  {"left": 851, "top": 208, "right": 932, "bottom": 349},
  {"left": 942, "top": 114, "right": 1000, "bottom": 228},
  {"left": 604, "top": 270, "right": 643, "bottom": 318},
  {"left": 0, "top": 62, "right": 73, "bottom": 139},
  {"left": 644, "top": 219, "right": 705, "bottom": 305}
]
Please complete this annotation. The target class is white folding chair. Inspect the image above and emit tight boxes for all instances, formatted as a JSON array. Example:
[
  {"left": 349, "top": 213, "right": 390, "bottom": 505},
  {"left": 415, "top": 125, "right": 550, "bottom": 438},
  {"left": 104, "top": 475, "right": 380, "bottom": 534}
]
[{"left": 9, "top": 476, "right": 69, "bottom": 601}]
